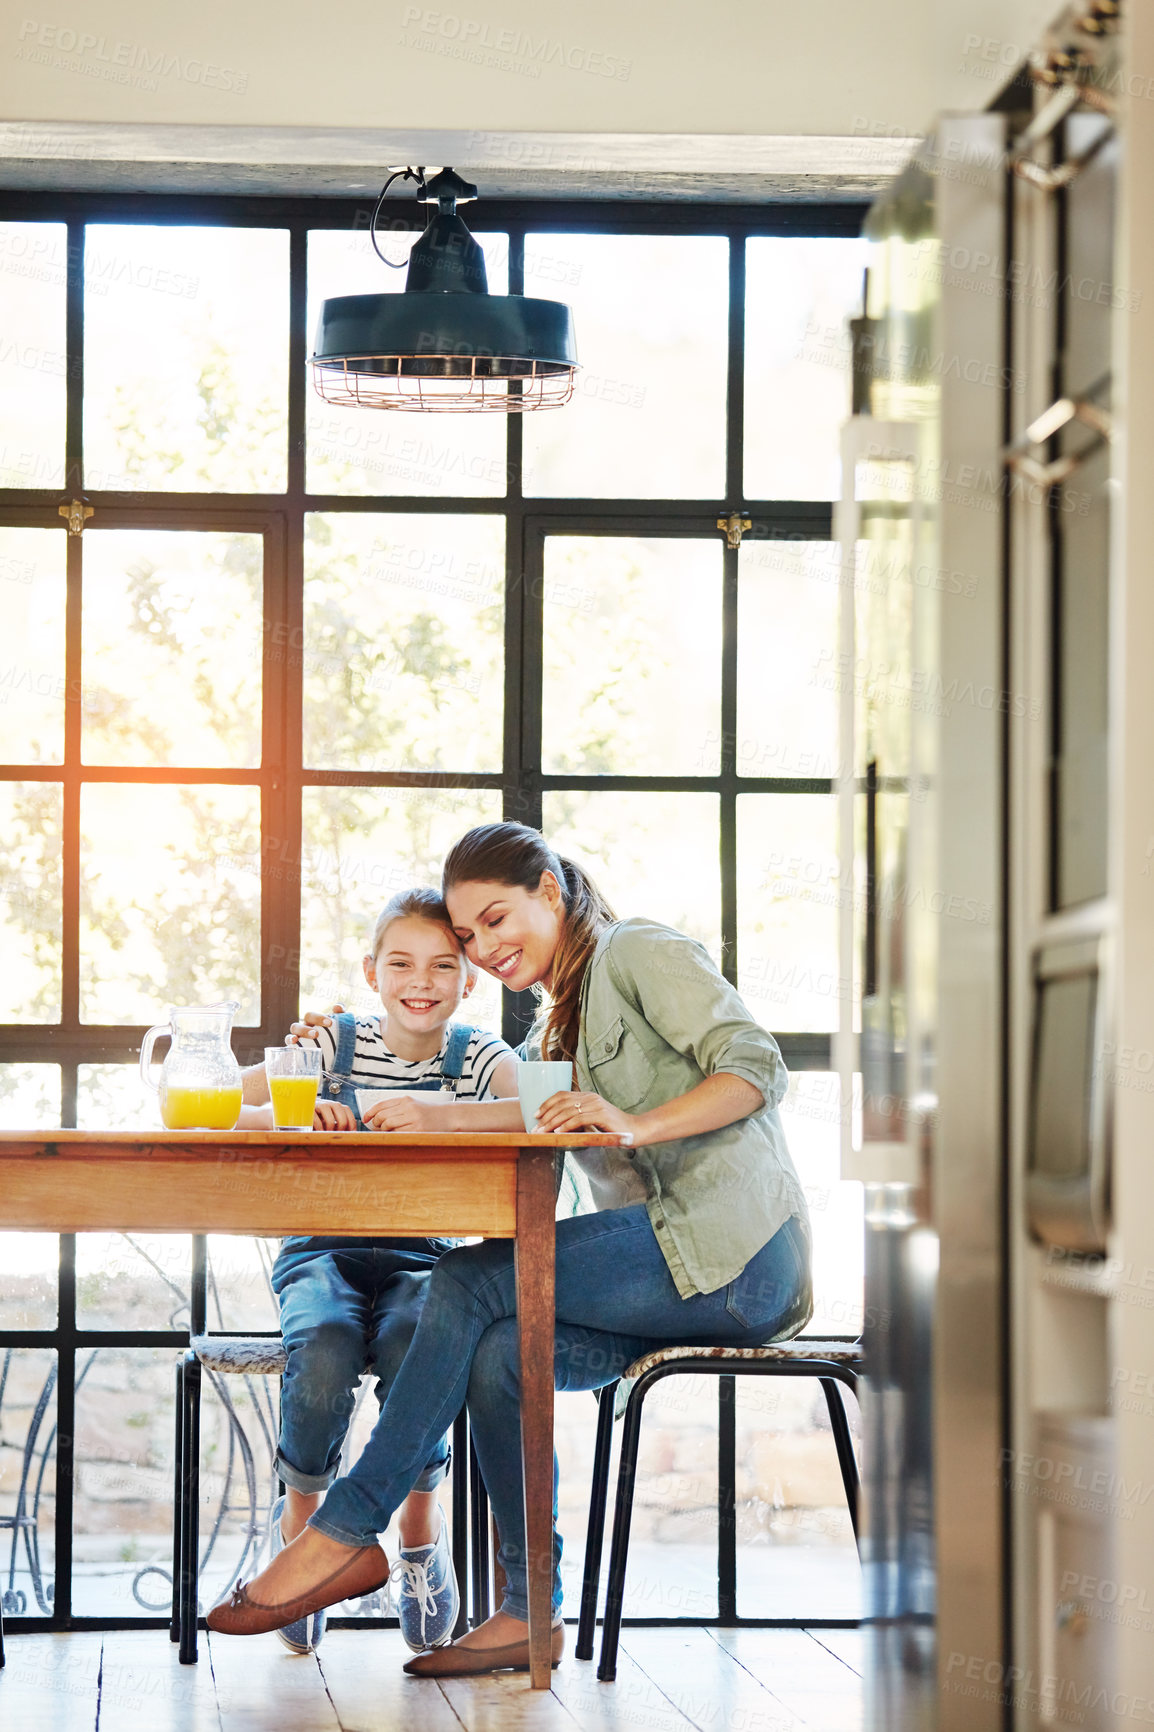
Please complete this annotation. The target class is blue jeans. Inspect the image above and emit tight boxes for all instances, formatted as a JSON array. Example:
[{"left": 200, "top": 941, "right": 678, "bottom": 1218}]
[
  {"left": 271, "top": 1238, "right": 452, "bottom": 1495},
  {"left": 310, "top": 1207, "right": 811, "bottom": 1619}
]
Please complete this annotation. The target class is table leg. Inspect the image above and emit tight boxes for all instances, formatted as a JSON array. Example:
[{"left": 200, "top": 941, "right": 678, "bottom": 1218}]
[{"left": 515, "top": 1147, "right": 556, "bottom": 1689}]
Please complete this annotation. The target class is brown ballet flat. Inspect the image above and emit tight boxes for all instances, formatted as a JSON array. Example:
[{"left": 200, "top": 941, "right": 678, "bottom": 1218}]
[
  {"left": 403, "top": 1620, "right": 564, "bottom": 1676},
  {"left": 206, "top": 1541, "right": 389, "bottom": 1637}
]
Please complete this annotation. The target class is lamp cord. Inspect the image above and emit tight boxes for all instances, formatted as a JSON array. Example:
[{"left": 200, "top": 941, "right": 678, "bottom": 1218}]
[{"left": 370, "top": 166, "right": 427, "bottom": 268}]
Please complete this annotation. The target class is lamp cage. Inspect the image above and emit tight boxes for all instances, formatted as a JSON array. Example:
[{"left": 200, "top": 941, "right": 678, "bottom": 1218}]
[{"left": 309, "top": 166, "right": 578, "bottom": 413}]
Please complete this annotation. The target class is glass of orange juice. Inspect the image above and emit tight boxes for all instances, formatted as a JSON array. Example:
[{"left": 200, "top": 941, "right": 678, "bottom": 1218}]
[{"left": 265, "top": 1045, "right": 322, "bottom": 1130}]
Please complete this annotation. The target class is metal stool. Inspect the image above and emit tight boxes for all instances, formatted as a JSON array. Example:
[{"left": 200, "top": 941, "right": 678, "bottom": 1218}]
[
  {"left": 173, "top": 1335, "right": 472, "bottom": 1662},
  {"left": 576, "top": 1338, "right": 864, "bottom": 1680}
]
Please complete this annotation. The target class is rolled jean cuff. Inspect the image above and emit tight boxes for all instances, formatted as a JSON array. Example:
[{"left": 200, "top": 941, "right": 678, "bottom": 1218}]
[
  {"left": 499, "top": 1590, "right": 563, "bottom": 1624},
  {"left": 307, "top": 1509, "right": 381, "bottom": 1549},
  {"left": 277, "top": 1440, "right": 449, "bottom": 1498},
  {"left": 499, "top": 1589, "right": 529, "bottom": 1622},
  {"left": 411, "top": 1451, "right": 451, "bottom": 1494},
  {"left": 275, "top": 1453, "right": 337, "bottom": 1496}
]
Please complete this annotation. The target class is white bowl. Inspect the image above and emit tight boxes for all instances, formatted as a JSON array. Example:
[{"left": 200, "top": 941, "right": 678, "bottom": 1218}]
[{"left": 355, "top": 1087, "right": 452, "bottom": 1116}]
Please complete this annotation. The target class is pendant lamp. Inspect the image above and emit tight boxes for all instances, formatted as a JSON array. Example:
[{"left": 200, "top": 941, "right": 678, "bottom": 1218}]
[{"left": 309, "top": 167, "right": 578, "bottom": 412}]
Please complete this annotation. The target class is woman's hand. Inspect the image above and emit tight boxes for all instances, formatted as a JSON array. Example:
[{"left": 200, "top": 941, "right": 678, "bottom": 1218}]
[
  {"left": 534, "top": 1091, "right": 637, "bottom": 1141},
  {"left": 288, "top": 1004, "right": 345, "bottom": 1046},
  {"left": 313, "top": 1099, "right": 358, "bottom": 1131},
  {"left": 362, "top": 1096, "right": 452, "bottom": 1133}
]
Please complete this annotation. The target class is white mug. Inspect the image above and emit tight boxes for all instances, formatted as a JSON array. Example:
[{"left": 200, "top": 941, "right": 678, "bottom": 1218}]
[{"left": 517, "top": 1060, "right": 573, "bottom": 1132}]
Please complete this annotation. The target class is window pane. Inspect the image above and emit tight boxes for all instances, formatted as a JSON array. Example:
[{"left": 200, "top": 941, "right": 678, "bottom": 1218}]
[
  {"left": 542, "top": 791, "right": 721, "bottom": 957},
  {"left": 194, "top": 1363, "right": 279, "bottom": 1612},
  {"left": 306, "top": 230, "right": 508, "bottom": 497},
  {"left": 0, "top": 1349, "right": 56, "bottom": 1614},
  {"left": 618, "top": 1372, "right": 718, "bottom": 1620},
  {"left": 734, "top": 1382, "right": 861, "bottom": 1618},
  {"left": 72, "top": 1348, "right": 176, "bottom": 1616},
  {"left": 76, "top": 1236, "right": 190, "bottom": 1332},
  {"left": 738, "top": 540, "right": 840, "bottom": 778},
  {"left": 0, "top": 223, "right": 66, "bottom": 487},
  {"left": 780, "top": 1073, "right": 862, "bottom": 1334},
  {"left": 744, "top": 237, "right": 868, "bottom": 501},
  {"left": 80, "top": 785, "right": 261, "bottom": 1024},
  {"left": 303, "top": 513, "right": 504, "bottom": 772},
  {"left": 542, "top": 538, "right": 722, "bottom": 775},
  {"left": 0, "top": 783, "right": 63, "bottom": 1021},
  {"left": 0, "top": 1231, "right": 57, "bottom": 1329},
  {"left": 0, "top": 1063, "right": 60, "bottom": 1129},
  {"left": 523, "top": 235, "right": 728, "bottom": 498},
  {"left": 0, "top": 527, "right": 67, "bottom": 762},
  {"left": 78, "top": 1063, "right": 151, "bottom": 1130},
  {"left": 84, "top": 226, "right": 288, "bottom": 492},
  {"left": 206, "top": 1237, "right": 280, "bottom": 1333},
  {"left": 737, "top": 794, "right": 841, "bottom": 1032},
  {"left": 81, "top": 529, "right": 263, "bottom": 768},
  {"left": 300, "top": 785, "right": 504, "bottom": 1034}
]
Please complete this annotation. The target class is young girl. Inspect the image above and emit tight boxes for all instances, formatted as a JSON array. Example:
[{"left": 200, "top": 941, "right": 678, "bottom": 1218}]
[
  {"left": 240, "top": 886, "right": 517, "bottom": 1655},
  {"left": 211, "top": 825, "right": 811, "bottom": 1675}
]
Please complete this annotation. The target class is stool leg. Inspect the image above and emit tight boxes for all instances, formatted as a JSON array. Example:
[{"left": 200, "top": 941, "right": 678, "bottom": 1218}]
[
  {"left": 576, "top": 1381, "right": 618, "bottom": 1660},
  {"left": 0, "top": 1587, "right": 5, "bottom": 1669},
  {"left": 170, "top": 1357, "right": 184, "bottom": 1642},
  {"left": 450, "top": 1410, "right": 469, "bottom": 1639},
  {"left": 598, "top": 1376, "right": 651, "bottom": 1683},
  {"left": 820, "top": 1376, "right": 860, "bottom": 1544},
  {"left": 179, "top": 1353, "right": 202, "bottom": 1664},
  {"left": 468, "top": 1427, "right": 490, "bottom": 1625}
]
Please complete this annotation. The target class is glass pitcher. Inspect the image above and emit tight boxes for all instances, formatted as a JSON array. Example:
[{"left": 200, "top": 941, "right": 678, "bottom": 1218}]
[{"left": 139, "top": 1002, "right": 244, "bottom": 1131}]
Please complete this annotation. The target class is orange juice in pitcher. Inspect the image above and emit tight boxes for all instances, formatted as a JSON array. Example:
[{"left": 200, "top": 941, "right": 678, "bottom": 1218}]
[
  {"left": 140, "top": 1003, "right": 243, "bottom": 1131},
  {"left": 161, "top": 1083, "right": 245, "bottom": 1131}
]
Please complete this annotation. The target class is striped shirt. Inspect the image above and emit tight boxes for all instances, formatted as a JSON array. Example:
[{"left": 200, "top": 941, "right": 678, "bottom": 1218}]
[{"left": 313, "top": 1018, "right": 513, "bottom": 1100}]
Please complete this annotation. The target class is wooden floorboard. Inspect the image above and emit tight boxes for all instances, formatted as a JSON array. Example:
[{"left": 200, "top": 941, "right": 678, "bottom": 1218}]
[
  {"left": 708, "top": 1627, "right": 864, "bottom": 1732},
  {"left": 205, "top": 1629, "right": 342, "bottom": 1732},
  {"left": 0, "top": 1626, "right": 864, "bottom": 1732},
  {"left": 804, "top": 1626, "right": 864, "bottom": 1677},
  {"left": 315, "top": 1630, "right": 463, "bottom": 1732},
  {"left": 620, "top": 1627, "right": 806, "bottom": 1732},
  {"left": 438, "top": 1667, "right": 581, "bottom": 1731},
  {"left": 95, "top": 1630, "right": 222, "bottom": 1732},
  {"left": 550, "top": 1641, "right": 701, "bottom": 1732},
  {"left": 0, "top": 1632, "right": 103, "bottom": 1731}
]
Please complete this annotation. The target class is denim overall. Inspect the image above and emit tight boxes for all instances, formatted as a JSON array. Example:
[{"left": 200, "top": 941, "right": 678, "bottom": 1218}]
[
  {"left": 320, "top": 1011, "right": 475, "bottom": 1129},
  {"left": 269, "top": 1017, "right": 478, "bottom": 1493}
]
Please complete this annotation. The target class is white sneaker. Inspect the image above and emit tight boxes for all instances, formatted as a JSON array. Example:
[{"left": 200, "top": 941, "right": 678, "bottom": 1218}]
[{"left": 394, "top": 1512, "right": 459, "bottom": 1652}]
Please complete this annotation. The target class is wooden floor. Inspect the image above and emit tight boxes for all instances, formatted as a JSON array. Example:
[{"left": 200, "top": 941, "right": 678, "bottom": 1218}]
[{"left": 0, "top": 1625, "right": 862, "bottom": 1730}]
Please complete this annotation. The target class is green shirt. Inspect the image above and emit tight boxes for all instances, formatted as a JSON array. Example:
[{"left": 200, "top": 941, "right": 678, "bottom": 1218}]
[{"left": 545, "top": 916, "right": 810, "bottom": 1300}]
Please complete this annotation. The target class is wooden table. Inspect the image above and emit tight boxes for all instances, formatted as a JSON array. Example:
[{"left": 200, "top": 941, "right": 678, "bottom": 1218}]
[{"left": 0, "top": 1127, "right": 629, "bottom": 1689}]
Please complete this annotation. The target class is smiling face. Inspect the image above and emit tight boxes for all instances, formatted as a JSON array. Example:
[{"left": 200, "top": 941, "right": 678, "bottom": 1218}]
[
  {"left": 445, "top": 872, "right": 567, "bottom": 994},
  {"left": 364, "top": 914, "right": 473, "bottom": 1057}
]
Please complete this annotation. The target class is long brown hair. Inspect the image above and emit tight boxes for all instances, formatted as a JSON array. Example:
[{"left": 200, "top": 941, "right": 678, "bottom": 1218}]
[{"left": 442, "top": 823, "right": 616, "bottom": 1062}]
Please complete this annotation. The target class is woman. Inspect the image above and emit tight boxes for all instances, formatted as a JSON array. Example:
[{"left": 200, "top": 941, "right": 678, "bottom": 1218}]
[{"left": 208, "top": 822, "right": 812, "bottom": 1674}]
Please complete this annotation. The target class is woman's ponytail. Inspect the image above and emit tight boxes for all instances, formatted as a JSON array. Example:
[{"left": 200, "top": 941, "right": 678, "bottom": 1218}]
[{"left": 542, "top": 854, "right": 616, "bottom": 1062}]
